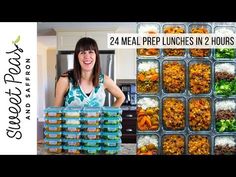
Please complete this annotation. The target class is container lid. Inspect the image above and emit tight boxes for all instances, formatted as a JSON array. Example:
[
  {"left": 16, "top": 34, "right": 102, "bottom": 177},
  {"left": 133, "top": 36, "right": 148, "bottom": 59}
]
[
  {"left": 102, "top": 124, "right": 122, "bottom": 129},
  {"left": 102, "top": 139, "right": 122, "bottom": 144},
  {"left": 102, "top": 116, "right": 122, "bottom": 121},
  {"left": 44, "top": 138, "right": 62, "bottom": 142},
  {"left": 102, "top": 106, "right": 122, "bottom": 114},
  {"left": 102, "top": 131, "right": 122, "bottom": 136},
  {"left": 63, "top": 146, "right": 82, "bottom": 150},
  {"left": 63, "top": 106, "right": 83, "bottom": 113},
  {"left": 83, "top": 106, "right": 102, "bottom": 112},
  {"left": 44, "top": 106, "right": 63, "bottom": 113}
]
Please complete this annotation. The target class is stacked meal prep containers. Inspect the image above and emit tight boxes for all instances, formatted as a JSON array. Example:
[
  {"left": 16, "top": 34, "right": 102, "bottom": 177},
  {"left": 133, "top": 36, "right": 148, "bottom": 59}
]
[
  {"left": 136, "top": 22, "right": 236, "bottom": 155},
  {"left": 44, "top": 106, "right": 122, "bottom": 155}
]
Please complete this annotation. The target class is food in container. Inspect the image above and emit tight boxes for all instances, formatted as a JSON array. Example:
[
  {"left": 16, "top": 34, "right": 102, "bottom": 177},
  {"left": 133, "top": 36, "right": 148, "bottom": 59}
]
[
  {"left": 63, "top": 106, "right": 82, "bottom": 117},
  {"left": 102, "top": 139, "right": 121, "bottom": 147},
  {"left": 82, "top": 139, "right": 101, "bottom": 147},
  {"left": 45, "top": 145, "right": 63, "bottom": 153},
  {"left": 62, "top": 124, "right": 81, "bottom": 132},
  {"left": 44, "top": 138, "right": 62, "bottom": 146},
  {"left": 45, "top": 117, "right": 62, "bottom": 125},
  {"left": 45, "top": 124, "right": 62, "bottom": 132},
  {"left": 63, "top": 118, "right": 81, "bottom": 125},
  {"left": 102, "top": 124, "right": 122, "bottom": 132},
  {"left": 44, "top": 106, "right": 63, "bottom": 117},
  {"left": 189, "top": 24, "right": 211, "bottom": 57},
  {"left": 137, "top": 23, "right": 160, "bottom": 57},
  {"left": 214, "top": 63, "right": 236, "bottom": 97},
  {"left": 63, "top": 146, "right": 81, "bottom": 154},
  {"left": 162, "top": 135, "right": 185, "bottom": 155},
  {"left": 214, "top": 27, "right": 236, "bottom": 59},
  {"left": 44, "top": 131, "right": 62, "bottom": 139},
  {"left": 63, "top": 139, "right": 81, "bottom": 146},
  {"left": 137, "top": 97, "right": 159, "bottom": 131},
  {"left": 215, "top": 99, "right": 236, "bottom": 132},
  {"left": 83, "top": 107, "right": 101, "bottom": 118},
  {"left": 189, "top": 61, "right": 211, "bottom": 94},
  {"left": 82, "top": 125, "right": 101, "bottom": 132},
  {"left": 102, "top": 106, "right": 122, "bottom": 117},
  {"left": 63, "top": 132, "right": 81, "bottom": 139},
  {"left": 102, "top": 131, "right": 122, "bottom": 140},
  {"left": 163, "top": 24, "right": 186, "bottom": 57},
  {"left": 188, "top": 135, "right": 211, "bottom": 155},
  {"left": 137, "top": 61, "right": 159, "bottom": 93},
  {"left": 102, "top": 117, "right": 122, "bottom": 125},
  {"left": 189, "top": 97, "right": 212, "bottom": 131},
  {"left": 82, "top": 132, "right": 101, "bottom": 140},
  {"left": 137, "top": 135, "right": 158, "bottom": 155},
  {"left": 214, "top": 136, "right": 236, "bottom": 155},
  {"left": 102, "top": 146, "right": 120, "bottom": 155},
  {"left": 82, "top": 117, "right": 101, "bottom": 125},
  {"left": 162, "top": 97, "right": 185, "bottom": 130},
  {"left": 83, "top": 147, "right": 101, "bottom": 155},
  {"left": 163, "top": 61, "right": 186, "bottom": 93}
]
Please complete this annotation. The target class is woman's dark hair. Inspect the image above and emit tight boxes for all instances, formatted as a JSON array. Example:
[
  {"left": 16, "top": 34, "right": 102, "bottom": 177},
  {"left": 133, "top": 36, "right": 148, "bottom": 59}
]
[{"left": 72, "top": 37, "right": 101, "bottom": 87}]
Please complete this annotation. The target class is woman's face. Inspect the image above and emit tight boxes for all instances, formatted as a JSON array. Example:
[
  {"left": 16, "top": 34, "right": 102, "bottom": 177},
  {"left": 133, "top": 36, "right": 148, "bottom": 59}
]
[{"left": 78, "top": 49, "right": 96, "bottom": 72}]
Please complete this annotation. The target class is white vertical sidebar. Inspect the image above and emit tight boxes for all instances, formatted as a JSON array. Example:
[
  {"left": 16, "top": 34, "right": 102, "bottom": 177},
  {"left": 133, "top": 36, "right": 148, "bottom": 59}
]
[{"left": 0, "top": 22, "right": 37, "bottom": 154}]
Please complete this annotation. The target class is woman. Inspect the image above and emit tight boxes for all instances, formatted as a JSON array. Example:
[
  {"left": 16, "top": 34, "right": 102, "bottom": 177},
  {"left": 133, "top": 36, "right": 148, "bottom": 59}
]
[{"left": 54, "top": 37, "right": 125, "bottom": 107}]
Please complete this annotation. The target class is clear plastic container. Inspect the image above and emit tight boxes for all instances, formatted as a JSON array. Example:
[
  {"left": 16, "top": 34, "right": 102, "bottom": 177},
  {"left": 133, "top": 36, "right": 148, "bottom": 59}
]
[
  {"left": 63, "top": 106, "right": 82, "bottom": 117},
  {"left": 162, "top": 23, "right": 187, "bottom": 58},
  {"left": 137, "top": 95, "right": 160, "bottom": 132},
  {"left": 102, "top": 146, "right": 120, "bottom": 155},
  {"left": 161, "top": 134, "right": 185, "bottom": 155},
  {"left": 82, "top": 132, "right": 101, "bottom": 140},
  {"left": 188, "top": 23, "right": 212, "bottom": 58},
  {"left": 214, "top": 26, "right": 236, "bottom": 60},
  {"left": 137, "top": 60, "right": 159, "bottom": 94},
  {"left": 188, "top": 60, "right": 212, "bottom": 95},
  {"left": 63, "top": 117, "right": 81, "bottom": 125},
  {"left": 63, "top": 139, "right": 81, "bottom": 146},
  {"left": 44, "top": 138, "right": 63, "bottom": 146},
  {"left": 81, "top": 117, "right": 101, "bottom": 125},
  {"left": 83, "top": 107, "right": 101, "bottom": 118},
  {"left": 102, "top": 139, "right": 121, "bottom": 147},
  {"left": 213, "top": 135, "right": 236, "bottom": 155},
  {"left": 162, "top": 60, "right": 186, "bottom": 94},
  {"left": 44, "top": 131, "right": 62, "bottom": 139},
  {"left": 45, "top": 145, "right": 63, "bottom": 153},
  {"left": 62, "top": 131, "right": 81, "bottom": 139},
  {"left": 44, "top": 124, "right": 62, "bottom": 132},
  {"left": 45, "top": 117, "right": 62, "bottom": 125},
  {"left": 44, "top": 106, "right": 63, "bottom": 117},
  {"left": 188, "top": 97, "right": 212, "bottom": 131},
  {"left": 82, "top": 125, "right": 101, "bottom": 132},
  {"left": 62, "top": 124, "right": 81, "bottom": 132},
  {"left": 83, "top": 146, "right": 101, "bottom": 155},
  {"left": 63, "top": 146, "right": 82, "bottom": 154},
  {"left": 102, "top": 116, "right": 122, "bottom": 125},
  {"left": 187, "top": 134, "right": 211, "bottom": 155},
  {"left": 162, "top": 97, "right": 186, "bottom": 131},
  {"left": 102, "top": 131, "right": 122, "bottom": 140},
  {"left": 214, "top": 61, "right": 236, "bottom": 97},
  {"left": 82, "top": 139, "right": 101, "bottom": 147},
  {"left": 137, "top": 22, "right": 160, "bottom": 58},
  {"left": 102, "top": 106, "right": 122, "bottom": 117},
  {"left": 136, "top": 134, "right": 159, "bottom": 155},
  {"left": 102, "top": 124, "right": 122, "bottom": 132}
]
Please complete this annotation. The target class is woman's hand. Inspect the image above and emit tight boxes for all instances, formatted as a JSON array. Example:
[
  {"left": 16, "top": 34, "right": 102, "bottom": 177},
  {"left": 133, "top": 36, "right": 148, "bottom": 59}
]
[{"left": 104, "top": 75, "right": 125, "bottom": 107}]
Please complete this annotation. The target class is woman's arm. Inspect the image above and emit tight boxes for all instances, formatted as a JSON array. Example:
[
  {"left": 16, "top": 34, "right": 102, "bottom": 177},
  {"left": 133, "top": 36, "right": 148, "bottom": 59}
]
[
  {"left": 54, "top": 77, "right": 69, "bottom": 107},
  {"left": 104, "top": 75, "right": 125, "bottom": 107}
]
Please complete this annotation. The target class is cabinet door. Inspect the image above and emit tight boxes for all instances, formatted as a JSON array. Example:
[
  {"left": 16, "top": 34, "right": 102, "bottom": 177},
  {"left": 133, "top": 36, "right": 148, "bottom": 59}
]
[
  {"left": 86, "top": 31, "right": 112, "bottom": 50},
  {"left": 57, "top": 32, "right": 86, "bottom": 51}
]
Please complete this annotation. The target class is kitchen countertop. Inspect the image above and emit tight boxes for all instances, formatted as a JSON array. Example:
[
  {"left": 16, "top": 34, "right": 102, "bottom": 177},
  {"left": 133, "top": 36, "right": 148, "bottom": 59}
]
[{"left": 37, "top": 143, "right": 136, "bottom": 155}]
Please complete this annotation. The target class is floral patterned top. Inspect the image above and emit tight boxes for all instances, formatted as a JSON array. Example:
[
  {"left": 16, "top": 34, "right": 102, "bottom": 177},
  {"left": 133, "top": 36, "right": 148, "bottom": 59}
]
[{"left": 64, "top": 74, "right": 106, "bottom": 107}]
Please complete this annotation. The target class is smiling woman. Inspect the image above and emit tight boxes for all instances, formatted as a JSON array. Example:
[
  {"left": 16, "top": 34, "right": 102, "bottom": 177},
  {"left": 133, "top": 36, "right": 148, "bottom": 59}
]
[{"left": 54, "top": 37, "right": 125, "bottom": 108}]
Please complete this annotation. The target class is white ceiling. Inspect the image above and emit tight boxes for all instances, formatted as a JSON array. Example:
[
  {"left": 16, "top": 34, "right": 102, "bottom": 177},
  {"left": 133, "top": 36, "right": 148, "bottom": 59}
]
[{"left": 37, "top": 22, "right": 137, "bottom": 36}]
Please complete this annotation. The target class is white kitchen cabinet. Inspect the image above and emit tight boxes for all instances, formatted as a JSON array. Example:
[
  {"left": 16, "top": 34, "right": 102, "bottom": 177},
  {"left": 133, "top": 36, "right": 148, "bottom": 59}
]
[
  {"left": 86, "top": 31, "right": 112, "bottom": 50},
  {"left": 57, "top": 31, "right": 86, "bottom": 51}
]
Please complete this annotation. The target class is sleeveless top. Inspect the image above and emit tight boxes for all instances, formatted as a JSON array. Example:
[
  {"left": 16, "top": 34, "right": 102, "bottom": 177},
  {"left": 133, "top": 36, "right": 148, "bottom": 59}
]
[{"left": 64, "top": 74, "right": 106, "bottom": 107}]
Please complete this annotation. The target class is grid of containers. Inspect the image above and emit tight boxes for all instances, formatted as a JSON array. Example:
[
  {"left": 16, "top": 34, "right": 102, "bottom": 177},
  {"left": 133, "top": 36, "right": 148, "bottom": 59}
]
[
  {"left": 44, "top": 106, "right": 122, "bottom": 155},
  {"left": 136, "top": 22, "right": 236, "bottom": 155}
]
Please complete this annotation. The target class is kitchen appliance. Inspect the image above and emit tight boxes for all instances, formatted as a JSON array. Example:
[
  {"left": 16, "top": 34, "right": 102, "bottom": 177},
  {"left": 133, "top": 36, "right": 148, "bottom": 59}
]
[
  {"left": 120, "top": 84, "right": 137, "bottom": 106},
  {"left": 56, "top": 50, "right": 115, "bottom": 106}
]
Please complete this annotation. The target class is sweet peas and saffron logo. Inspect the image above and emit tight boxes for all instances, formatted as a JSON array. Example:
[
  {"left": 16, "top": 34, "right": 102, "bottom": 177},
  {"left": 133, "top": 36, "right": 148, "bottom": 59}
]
[{"left": 3, "top": 35, "right": 31, "bottom": 140}]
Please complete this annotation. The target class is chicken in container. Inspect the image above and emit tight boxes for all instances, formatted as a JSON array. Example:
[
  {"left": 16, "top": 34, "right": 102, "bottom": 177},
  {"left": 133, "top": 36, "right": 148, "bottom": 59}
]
[
  {"left": 137, "top": 135, "right": 158, "bottom": 155},
  {"left": 137, "top": 61, "right": 159, "bottom": 93}
]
